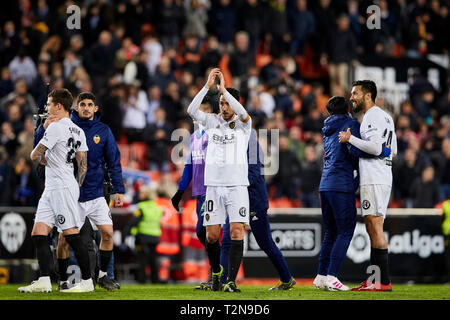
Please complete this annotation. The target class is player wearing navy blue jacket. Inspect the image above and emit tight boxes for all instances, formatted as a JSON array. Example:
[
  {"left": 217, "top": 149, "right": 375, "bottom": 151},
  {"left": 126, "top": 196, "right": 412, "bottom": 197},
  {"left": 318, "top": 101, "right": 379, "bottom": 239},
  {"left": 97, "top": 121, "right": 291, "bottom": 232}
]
[
  {"left": 34, "top": 92, "right": 125, "bottom": 291},
  {"left": 314, "top": 96, "right": 390, "bottom": 291},
  {"left": 220, "top": 129, "right": 295, "bottom": 290},
  {"left": 175, "top": 129, "right": 295, "bottom": 290}
]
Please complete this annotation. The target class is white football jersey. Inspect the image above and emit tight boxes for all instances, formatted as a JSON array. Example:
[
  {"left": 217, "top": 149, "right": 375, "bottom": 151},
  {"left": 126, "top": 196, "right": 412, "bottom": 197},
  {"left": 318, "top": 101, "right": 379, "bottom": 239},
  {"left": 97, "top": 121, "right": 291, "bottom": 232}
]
[
  {"left": 40, "top": 117, "right": 88, "bottom": 190},
  {"left": 202, "top": 114, "right": 252, "bottom": 186},
  {"left": 358, "top": 106, "right": 397, "bottom": 186}
]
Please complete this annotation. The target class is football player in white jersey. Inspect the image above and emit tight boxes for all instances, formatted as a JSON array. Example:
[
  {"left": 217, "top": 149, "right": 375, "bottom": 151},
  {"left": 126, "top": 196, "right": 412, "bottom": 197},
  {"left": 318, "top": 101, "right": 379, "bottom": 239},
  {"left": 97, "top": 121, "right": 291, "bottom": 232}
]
[
  {"left": 338, "top": 80, "right": 397, "bottom": 291},
  {"left": 187, "top": 68, "right": 251, "bottom": 292},
  {"left": 18, "top": 89, "right": 94, "bottom": 293}
]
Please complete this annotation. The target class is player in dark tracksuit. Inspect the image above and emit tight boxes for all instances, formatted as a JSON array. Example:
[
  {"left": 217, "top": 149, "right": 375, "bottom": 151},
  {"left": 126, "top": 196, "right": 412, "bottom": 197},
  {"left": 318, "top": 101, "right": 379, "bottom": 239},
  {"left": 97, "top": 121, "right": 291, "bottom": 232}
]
[
  {"left": 174, "top": 129, "right": 295, "bottom": 290},
  {"left": 34, "top": 93, "right": 125, "bottom": 290},
  {"left": 314, "top": 96, "right": 390, "bottom": 291}
]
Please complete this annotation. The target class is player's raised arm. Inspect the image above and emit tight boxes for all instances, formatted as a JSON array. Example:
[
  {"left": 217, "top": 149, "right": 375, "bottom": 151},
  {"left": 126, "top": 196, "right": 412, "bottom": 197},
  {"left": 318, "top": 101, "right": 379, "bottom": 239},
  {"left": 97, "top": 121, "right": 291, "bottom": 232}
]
[
  {"left": 217, "top": 71, "right": 249, "bottom": 122},
  {"left": 187, "top": 68, "right": 219, "bottom": 124}
]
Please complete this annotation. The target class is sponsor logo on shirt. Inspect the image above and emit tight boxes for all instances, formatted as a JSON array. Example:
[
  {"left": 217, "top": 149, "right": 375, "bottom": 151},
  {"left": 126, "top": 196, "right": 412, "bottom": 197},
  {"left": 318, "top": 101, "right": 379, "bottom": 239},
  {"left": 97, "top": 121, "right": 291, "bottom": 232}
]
[{"left": 212, "top": 133, "right": 235, "bottom": 144}]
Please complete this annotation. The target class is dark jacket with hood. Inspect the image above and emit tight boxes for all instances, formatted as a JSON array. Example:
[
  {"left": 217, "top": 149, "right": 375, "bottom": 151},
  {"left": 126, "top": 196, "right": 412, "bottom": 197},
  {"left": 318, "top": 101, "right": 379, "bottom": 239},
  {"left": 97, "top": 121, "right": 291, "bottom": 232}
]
[{"left": 319, "top": 114, "right": 366, "bottom": 193}]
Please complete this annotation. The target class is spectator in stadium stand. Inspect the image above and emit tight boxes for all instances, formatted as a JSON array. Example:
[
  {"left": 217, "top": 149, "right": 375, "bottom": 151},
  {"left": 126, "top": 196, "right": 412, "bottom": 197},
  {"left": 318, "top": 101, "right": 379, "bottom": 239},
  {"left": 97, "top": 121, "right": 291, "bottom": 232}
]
[
  {"left": 311, "top": 0, "right": 334, "bottom": 56},
  {"left": 427, "top": 0, "right": 450, "bottom": 54},
  {"left": 88, "top": 31, "right": 117, "bottom": 93},
  {"left": 237, "top": 0, "right": 265, "bottom": 56},
  {"left": 144, "top": 107, "right": 173, "bottom": 173},
  {"left": 142, "top": 33, "right": 164, "bottom": 77},
  {"left": 0, "top": 67, "right": 14, "bottom": 99},
  {"left": 68, "top": 34, "right": 92, "bottom": 75},
  {"left": 299, "top": 144, "right": 322, "bottom": 208},
  {"left": 0, "top": 21, "right": 22, "bottom": 68},
  {"left": 0, "top": 146, "right": 15, "bottom": 206},
  {"left": 199, "top": 35, "right": 223, "bottom": 77},
  {"left": 265, "top": 0, "right": 290, "bottom": 56},
  {"left": 157, "top": 0, "right": 185, "bottom": 50},
  {"left": 121, "top": 80, "right": 148, "bottom": 143},
  {"left": 287, "top": 0, "right": 316, "bottom": 57},
  {"left": 228, "top": 31, "right": 255, "bottom": 87},
  {"left": 8, "top": 48, "right": 37, "bottom": 88},
  {"left": 180, "top": 34, "right": 202, "bottom": 78},
  {"left": 146, "top": 85, "right": 162, "bottom": 125},
  {"left": 183, "top": 0, "right": 209, "bottom": 41},
  {"left": 414, "top": 87, "right": 435, "bottom": 124},
  {"left": 150, "top": 55, "right": 176, "bottom": 93},
  {"left": 393, "top": 148, "right": 422, "bottom": 208},
  {"left": 98, "top": 82, "right": 125, "bottom": 141},
  {"left": 0, "top": 79, "right": 37, "bottom": 117},
  {"left": 270, "top": 133, "right": 301, "bottom": 200},
  {"left": 410, "top": 165, "right": 440, "bottom": 208},
  {"left": 207, "top": 0, "right": 237, "bottom": 49},
  {"left": 0, "top": 122, "right": 19, "bottom": 158},
  {"left": 321, "top": 14, "right": 357, "bottom": 92},
  {"left": 161, "top": 80, "right": 184, "bottom": 125},
  {"left": 398, "top": 100, "right": 419, "bottom": 132}
]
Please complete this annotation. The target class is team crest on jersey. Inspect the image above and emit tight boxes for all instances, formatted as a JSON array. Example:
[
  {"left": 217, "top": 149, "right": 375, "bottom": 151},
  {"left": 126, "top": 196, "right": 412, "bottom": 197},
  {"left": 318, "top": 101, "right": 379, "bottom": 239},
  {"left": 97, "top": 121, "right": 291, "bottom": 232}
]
[
  {"left": 205, "top": 213, "right": 210, "bottom": 222},
  {"left": 362, "top": 200, "right": 371, "bottom": 210},
  {"left": 93, "top": 134, "right": 100, "bottom": 144},
  {"left": 239, "top": 207, "right": 246, "bottom": 217},
  {"left": 57, "top": 215, "right": 65, "bottom": 225},
  {"left": 229, "top": 122, "right": 235, "bottom": 129}
]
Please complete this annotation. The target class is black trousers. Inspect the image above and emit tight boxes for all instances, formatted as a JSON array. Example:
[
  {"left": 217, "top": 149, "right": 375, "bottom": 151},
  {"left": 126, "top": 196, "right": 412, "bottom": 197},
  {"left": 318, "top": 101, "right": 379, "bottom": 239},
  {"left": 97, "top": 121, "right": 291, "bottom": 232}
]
[{"left": 136, "top": 235, "right": 159, "bottom": 284}]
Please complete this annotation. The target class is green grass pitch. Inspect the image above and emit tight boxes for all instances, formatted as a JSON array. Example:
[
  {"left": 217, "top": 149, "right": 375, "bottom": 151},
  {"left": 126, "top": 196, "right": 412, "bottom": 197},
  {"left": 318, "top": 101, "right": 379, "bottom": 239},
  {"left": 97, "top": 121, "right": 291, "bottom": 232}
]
[{"left": 1, "top": 283, "right": 449, "bottom": 300}]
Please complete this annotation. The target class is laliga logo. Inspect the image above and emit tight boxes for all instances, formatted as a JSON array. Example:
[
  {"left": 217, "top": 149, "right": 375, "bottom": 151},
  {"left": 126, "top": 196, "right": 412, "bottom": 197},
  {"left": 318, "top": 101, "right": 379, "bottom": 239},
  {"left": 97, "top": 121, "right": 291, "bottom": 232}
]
[
  {"left": 347, "top": 222, "right": 445, "bottom": 263},
  {"left": 0, "top": 213, "right": 27, "bottom": 254},
  {"left": 347, "top": 223, "right": 371, "bottom": 264}
]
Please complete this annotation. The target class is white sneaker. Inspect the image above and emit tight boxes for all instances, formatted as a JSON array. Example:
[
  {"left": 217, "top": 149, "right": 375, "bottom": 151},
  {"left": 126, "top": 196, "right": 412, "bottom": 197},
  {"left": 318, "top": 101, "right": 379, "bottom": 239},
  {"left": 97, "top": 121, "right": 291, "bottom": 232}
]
[
  {"left": 313, "top": 274, "right": 327, "bottom": 290},
  {"left": 326, "top": 275, "right": 349, "bottom": 291},
  {"left": 18, "top": 277, "right": 52, "bottom": 293},
  {"left": 60, "top": 278, "right": 94, "bottom": 293}
]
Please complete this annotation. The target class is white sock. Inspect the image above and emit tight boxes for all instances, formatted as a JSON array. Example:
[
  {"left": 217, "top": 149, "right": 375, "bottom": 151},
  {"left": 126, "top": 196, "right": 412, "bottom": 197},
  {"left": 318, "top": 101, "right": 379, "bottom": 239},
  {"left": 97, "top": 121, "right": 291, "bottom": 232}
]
[{"left": 99, "top": 270, "right": 107, "bottom": 278}]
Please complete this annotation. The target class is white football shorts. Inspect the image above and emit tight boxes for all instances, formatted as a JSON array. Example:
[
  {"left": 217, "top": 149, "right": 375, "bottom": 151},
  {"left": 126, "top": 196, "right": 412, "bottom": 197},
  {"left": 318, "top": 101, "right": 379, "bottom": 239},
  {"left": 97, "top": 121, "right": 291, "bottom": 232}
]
[
  {"left": 203, "top": 185, "right": 249, "bottom": 226},
  {"left": 78, "top": 197, "right": 113, "bottom": 227},
  {"left": 35, "top": 186, "right": 82, "bottom": 232},
  {"left": 360, "top": 184, "right": 392, "bottom": 219}
]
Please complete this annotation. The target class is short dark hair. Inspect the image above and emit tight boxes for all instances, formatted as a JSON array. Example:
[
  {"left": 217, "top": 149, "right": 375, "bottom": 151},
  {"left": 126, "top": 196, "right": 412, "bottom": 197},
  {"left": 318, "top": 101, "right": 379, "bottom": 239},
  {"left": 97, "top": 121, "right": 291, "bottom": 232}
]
[
  {"left": 352, "top": 80, "right": 377, "bottom": 101},
  {"left": 326, "top": 96, "right": 349, "bottom": 115},
  {"left": 77, "top": 92, "right": 96, "bottom": 105},
  {"left": 48, "top": 89, "right": 74, "bottom": 112}
]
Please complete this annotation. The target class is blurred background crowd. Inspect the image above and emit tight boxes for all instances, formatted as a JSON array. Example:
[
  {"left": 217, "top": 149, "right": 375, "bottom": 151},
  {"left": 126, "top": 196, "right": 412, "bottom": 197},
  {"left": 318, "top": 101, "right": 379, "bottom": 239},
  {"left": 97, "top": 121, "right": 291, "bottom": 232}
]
[{"left": 0, "top": 0, "right": 448, "bottom": 210}]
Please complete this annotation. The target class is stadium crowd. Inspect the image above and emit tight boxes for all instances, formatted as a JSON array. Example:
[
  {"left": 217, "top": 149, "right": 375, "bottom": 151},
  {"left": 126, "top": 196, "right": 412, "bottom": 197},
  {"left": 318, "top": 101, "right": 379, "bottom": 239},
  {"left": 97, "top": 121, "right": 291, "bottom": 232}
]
[{"left": 0, "top": 0, "right": 448, "bottom": 210}]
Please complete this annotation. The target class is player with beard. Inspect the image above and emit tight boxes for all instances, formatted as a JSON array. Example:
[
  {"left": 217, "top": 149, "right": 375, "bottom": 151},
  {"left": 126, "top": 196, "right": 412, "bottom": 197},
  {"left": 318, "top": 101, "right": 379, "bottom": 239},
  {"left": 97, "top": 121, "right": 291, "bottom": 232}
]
[{"left": 338, "top": 80, "right": 397, "bottom": 291}]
